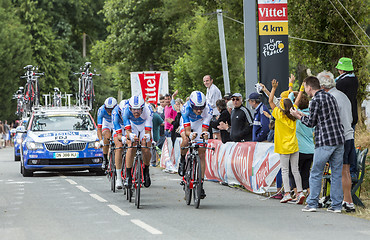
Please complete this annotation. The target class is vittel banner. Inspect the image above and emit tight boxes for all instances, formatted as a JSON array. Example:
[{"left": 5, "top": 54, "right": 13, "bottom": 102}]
[
  {"left": 258, "top": 0, "right": 289, "bottom": 97},
  {"left": 130, "top": 71, "right": 169, "bottom": 104}
]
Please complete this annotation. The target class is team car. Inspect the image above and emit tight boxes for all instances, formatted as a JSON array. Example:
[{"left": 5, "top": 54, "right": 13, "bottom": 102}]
[
  {"left": 12, "top": 118, "right": 29, "bottom": 161},
  {"left": 19, "top": 106, "right": 104, "bottom": 177}
]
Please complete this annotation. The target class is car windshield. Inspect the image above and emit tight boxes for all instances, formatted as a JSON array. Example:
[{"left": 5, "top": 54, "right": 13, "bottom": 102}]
[{"left": 31, "top": 114, "right": 95, "bottom": 131}]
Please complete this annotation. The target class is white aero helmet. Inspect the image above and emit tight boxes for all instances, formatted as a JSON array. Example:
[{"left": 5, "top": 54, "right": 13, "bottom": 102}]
[
  {"left": 119, "top": 99, "right": 128, "bottom": 111},
  {"left": 129, "top": 95, "right": 145, "bottom": 110},
  {"left": 189, "top": 91, "right": 206, "bottom": 110},
  {"left": 104, "top": 97, "right": 117, "bottom": 109}
]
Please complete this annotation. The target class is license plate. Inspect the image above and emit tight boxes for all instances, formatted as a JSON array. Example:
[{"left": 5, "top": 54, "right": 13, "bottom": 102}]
[{"left": 54, "top": 152, "right": 79, "bottom": 158}]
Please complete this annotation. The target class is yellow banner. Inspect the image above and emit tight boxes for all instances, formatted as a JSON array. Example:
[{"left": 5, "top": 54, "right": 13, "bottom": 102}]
[{"left": 259, "top": 22, "right": 288, "bottom": 35}]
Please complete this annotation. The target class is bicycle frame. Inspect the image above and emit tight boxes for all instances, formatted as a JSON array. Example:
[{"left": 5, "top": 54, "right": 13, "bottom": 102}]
[{"left": 181, "top": 139, "right": 214, "bottom": 208}]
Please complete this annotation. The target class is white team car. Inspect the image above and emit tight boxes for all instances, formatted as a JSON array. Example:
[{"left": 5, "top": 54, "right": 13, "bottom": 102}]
[{"left": 19, "top": 106, "right": 104, "bottom": 177}]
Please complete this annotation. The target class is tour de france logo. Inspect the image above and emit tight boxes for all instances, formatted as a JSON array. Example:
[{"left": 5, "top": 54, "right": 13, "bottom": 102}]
[{"left": 262, "top": 39, "right": 284, "bottom": 57}]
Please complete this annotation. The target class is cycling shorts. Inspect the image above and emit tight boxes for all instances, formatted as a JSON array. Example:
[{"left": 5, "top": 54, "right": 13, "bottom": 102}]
[
  {"left": 130, "top": 123, "right": 150, "bottom": 141},
  {"left": 113, "top": 124, "right": 125, "bottom": 138},
  {"left": 102, "top": 118, "right": 113, "bottom": 132},
  {"left": 179, "top": 117, "right": 203, "bottom": 141}
]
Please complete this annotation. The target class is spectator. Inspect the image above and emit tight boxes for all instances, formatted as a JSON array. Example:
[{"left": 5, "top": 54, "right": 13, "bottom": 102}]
[
  {"left": 169, "top": 98, "right": 184, "bottom": 147},
  {"left": 288, "top": 91, "right": 314, "bottom": 198},
  {"left": 149, "top": 103, "right": 164, "bottom": 166},
  {"left": 219, "top": 93, "right": 253, "bottom": 142},
  {"left": 164, "top": 93, "right": 177, "bottom": 138},
  {"left": 247, "top": 92, "right": 270, "bottom": 142},
  {"left": 223, "top": 93, "right": 232, "bottom": 103},
  {"left": 203, "top": 75, "right": 222, "bottom": 139},
  {"left": 335, "top": 57, "right": 359, "bottom": 179},
  {"left": 3, "top": 120, "right": 10, "bottom": 147},
  {"left": 226, "top": 100, "right": 234, "bottom": 114},
  {"left": 156, "top": 95, "right": 166, "bottom": 150},
  {"left": 0, "top": 121, "right": 4, "bottom": 148},
  {"left": 157, "top": 95, "right": 165, "bottom": 114},
  {"left": 291, "top": 76, "right": 345, "bottom": 213},
  {"left": 318, "top": 70, "right": 356, "bottom": 212},
  {"left": 210, "top": 99, "right": 231, "bottom": 143},
  {"left": 335, "top": 57, "right": 358, "bottom": 128},
  {"left": 268, "top": 79, "right": 305, "bottom": 204}
]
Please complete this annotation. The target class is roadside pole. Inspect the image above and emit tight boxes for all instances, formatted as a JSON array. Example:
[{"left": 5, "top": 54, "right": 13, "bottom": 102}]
[{"left": 217, "top": 9, "right": 230, "bottom": 95}]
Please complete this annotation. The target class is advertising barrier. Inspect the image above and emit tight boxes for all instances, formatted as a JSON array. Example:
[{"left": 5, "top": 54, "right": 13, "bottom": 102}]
[{"left": 160, "top": 138, "right": 281, "bottom": 194}]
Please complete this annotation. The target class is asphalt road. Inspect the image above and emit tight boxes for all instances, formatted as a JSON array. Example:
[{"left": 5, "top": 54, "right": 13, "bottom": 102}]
[{"left": 1, "top": 147, "right": 369, "bottom": 240}]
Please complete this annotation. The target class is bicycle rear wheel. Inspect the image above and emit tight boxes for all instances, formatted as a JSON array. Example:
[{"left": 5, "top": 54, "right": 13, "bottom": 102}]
[
  {"left": 193, "top": 155, "right": 202, "bottom": 209},
  {"left": 135, "top": 156, "right": 142, "bottom": 208},
  {"left": 184, "top": 157, "right": 192, "bottom": 205}
]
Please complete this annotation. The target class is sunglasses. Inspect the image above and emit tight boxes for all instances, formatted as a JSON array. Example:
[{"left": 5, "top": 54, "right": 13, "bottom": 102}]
[
  {"left": 192, "top": 106, "right": 205, "bottom": 111},
  {"left": 231, "top": 98, "right": 240, "bottom": 101},
  {"left": 105, "top": 108, "right": 113, "bottom": 112}
]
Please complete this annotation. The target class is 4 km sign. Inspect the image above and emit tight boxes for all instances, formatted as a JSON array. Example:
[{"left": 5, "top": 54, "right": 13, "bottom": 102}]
[{"left": 258, "top": 0, "right": 289, "bottom": 97}]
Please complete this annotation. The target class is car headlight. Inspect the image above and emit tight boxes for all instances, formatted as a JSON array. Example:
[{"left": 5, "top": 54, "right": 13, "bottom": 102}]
[
  {"left": 26, "top": 142, "right": 44, "bottom": 150},
  {"left": 88, "top": 141, "right": 100, "bottom": 149}
]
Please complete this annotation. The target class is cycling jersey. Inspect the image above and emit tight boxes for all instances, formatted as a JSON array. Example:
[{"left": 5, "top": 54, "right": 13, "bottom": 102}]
[
  {"left": 122, "top": 103, "right": 153, "bottom": 131},
  {"left": 97, "top": 105, "right": 113, "bottom": 131},
  {"left": 112, "top": 105, "right": 125, "bottom": 137},
  {"left": 181, "top": 100, "right": 213, "bottom": 129}
]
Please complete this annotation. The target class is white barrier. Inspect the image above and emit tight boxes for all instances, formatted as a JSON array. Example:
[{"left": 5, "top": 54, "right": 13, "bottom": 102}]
[{"left": 160, "top": 138, "right": 281, "bottom": 194}]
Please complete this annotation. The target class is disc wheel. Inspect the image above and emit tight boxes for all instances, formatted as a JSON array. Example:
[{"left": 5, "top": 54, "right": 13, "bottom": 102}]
[
  {"left": 184, "top": 157, "right": 192, "bottom": 205},
  {"left": 135, "top": 157, "right": 142, "bottom": 209},
  {"left": 109, "top": 150, "right": 116, "bottom": 192},
  {"left": 193, "top": 155, "right": 202, "bottom": 209}
]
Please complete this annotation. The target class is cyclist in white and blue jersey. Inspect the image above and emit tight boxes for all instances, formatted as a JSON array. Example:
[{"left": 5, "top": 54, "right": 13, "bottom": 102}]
[
  {"left": 122, "top": 95, "right": 153, "bottom": 188},
  {"left": 97, "top": 97, "right": 117, "bottom": 170},
  {"left": 111, "top": 99, "right": 128, "bottom": 189},
  {"left": 178, "top": 91, "right": 213, "bottom": 199}
]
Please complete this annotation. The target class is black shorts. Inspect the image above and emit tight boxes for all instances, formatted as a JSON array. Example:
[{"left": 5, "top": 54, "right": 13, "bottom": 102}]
[{"left": 343, "top": 139, "right": 356, "bottom": 165}]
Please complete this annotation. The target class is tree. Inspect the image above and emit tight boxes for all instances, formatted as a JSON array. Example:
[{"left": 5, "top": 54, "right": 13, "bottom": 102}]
[
  {"left": 0, "top": 0, "right": 33, "bottom": 121},
  {"left": 288, "top": 0, "right": 369, "bottom": 102}
]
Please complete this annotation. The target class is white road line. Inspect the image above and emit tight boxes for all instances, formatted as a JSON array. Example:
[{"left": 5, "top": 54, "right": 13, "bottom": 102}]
[
  {"left": 76, "top": 185, "right": 90, "bottom": 193},
  {"left": 131, "top": 219, "right": 162, "bottom": 235},
  {"left": 65, "top": 179, "right": 77, "bottom": 185},
  {"left": 59, "top": 174, "right": 67, "bottom": 178},
  {"left": 90, "top": 194, "right": 107, "bottom": 202},
  {"left": 108, "top": 204, "right": 130, "bottom": 216}
]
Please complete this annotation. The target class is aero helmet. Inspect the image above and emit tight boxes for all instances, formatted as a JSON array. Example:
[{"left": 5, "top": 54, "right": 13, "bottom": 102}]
[
  {"left": 104, "top": 97, "right": 117, "bottom": 109},
  {"left": 129, "top": 95, "right": 145, "bottom": 110},
  {"left": 189, "top": 91, "right": 206, "bottom": 110},
  {"left": 119, "top": 99, "right": 128, "bottom": 111}
]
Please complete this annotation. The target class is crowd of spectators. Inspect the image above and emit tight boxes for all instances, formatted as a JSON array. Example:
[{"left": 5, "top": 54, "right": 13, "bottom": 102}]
[
  {"left": 0, "top": 120, "right": 16, "bottom": 148},
  {"left": 153, "top": 57, "right": 359, "bottom": 213}
]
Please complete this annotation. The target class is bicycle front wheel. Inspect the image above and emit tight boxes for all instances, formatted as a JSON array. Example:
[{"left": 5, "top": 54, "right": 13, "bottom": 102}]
[
  {"left": 135, "top": 156, "right": 142, "bottom": 208},
  {"left": 184, "top": 157, "right": 192, "bottom": 205},
  {"left": 193, "top": 155, "right": 202, "bottom": 209}
]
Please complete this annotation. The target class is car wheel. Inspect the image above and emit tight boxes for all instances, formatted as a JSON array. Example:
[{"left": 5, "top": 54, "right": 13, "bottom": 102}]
[
  {"left": 21, "top": 163, "right": 33, "bottom": 177},
  {"left": 14, "top": 154, "right": 20, "bottom": 162}
]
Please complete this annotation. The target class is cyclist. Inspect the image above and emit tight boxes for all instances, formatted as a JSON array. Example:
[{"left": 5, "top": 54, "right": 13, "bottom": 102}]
[
  {"left": 178, "top": 91, "right": 213, "bottom": 199},
  {"left": 122, "top": 95, "right": 153, "bottom": 188},
  {"left": 112, "top": 99, "right": 129, "bottom": 189},
  {"left": 97, "top": 97, "right": 118, "bottom": 170}
]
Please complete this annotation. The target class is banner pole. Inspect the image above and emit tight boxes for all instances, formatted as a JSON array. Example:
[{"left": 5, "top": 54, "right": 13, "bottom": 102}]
[{"left": 243, "top": 0, "right": 258, "bottom": 111}]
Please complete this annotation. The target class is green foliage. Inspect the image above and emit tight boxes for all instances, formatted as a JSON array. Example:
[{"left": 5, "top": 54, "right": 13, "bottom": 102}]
[
  {"left": 0, "top": 0, "right": 33, "bottom": 121},
  {"left": 288, "top": 0, "right": 369, "bottom": 101}
]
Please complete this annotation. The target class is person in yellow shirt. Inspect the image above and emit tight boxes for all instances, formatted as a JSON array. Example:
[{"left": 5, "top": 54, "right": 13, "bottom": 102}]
[{"left": 269, "top": 78, "right": 305, "bottom": 204}]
